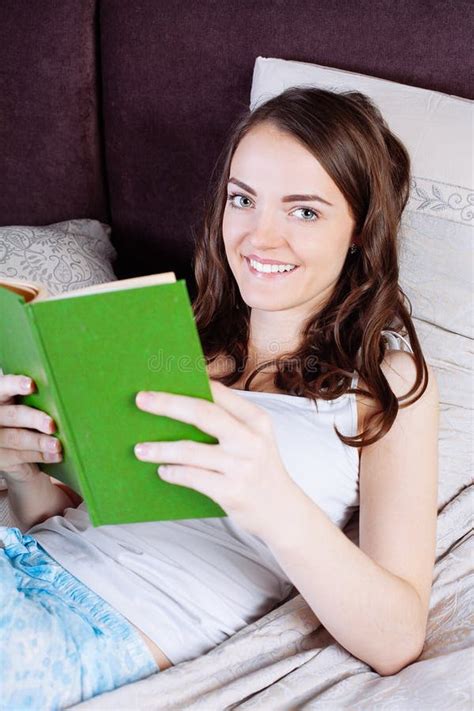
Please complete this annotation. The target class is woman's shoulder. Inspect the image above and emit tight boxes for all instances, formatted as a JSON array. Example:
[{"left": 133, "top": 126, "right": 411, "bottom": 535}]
[
  {"left": 355, "top": 347, "right": 435, "bottom": 437},
  {"left": 207, "top": 348, "right": 431, "bottom": 437}
]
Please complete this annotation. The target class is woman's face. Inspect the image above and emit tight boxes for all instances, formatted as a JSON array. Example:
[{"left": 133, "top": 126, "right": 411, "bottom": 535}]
[{"left": 222, "top": 122, "right": 357, "bottom": 316}]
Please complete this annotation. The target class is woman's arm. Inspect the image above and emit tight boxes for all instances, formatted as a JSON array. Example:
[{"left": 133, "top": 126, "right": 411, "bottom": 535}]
[
  {"left": 260, "top": 352, "right": 439, "bottom": 677},
  {"left": 7, "top": 464, "right": 78, "bottom": 531}
]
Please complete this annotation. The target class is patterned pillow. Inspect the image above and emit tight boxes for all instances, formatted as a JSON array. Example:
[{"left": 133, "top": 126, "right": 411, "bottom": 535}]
[{"left": 0, "top": 218, "right": 117, "bottom": 294}]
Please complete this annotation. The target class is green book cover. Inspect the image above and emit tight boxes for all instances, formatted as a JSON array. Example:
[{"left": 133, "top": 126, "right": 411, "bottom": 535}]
[{"left": 0, "top": 274, "right": 224, "bottom": 526}]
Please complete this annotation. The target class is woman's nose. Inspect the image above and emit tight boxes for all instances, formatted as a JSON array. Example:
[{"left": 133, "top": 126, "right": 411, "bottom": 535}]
[{"left": 249, "top": 210, "right": 285, "bottom": 249}]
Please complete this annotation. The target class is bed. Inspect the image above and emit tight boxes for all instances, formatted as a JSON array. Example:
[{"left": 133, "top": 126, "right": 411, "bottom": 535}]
[{"left": 0, "top": 1, "right": 472, "bottom": 708}]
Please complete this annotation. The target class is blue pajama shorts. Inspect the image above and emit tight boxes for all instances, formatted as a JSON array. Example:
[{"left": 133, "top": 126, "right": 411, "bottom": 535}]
[{"left": 0, "top": 526, "right": 159, "bottom": 711}]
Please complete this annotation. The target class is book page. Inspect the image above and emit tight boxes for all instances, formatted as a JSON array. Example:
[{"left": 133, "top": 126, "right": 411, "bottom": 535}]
[
  {"left": 43, "top": 272, "right": 177, "bottom": 301},
  {"left": 0, "top": 278, "right": 46, "bottom": 303},
  {"left": 0, "top": 272, "right": 177, "bottom": 303}
]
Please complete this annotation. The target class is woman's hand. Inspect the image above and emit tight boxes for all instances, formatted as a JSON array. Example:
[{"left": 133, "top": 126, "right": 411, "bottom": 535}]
[
  {"left": 0, "top": 373, "right": 63, "bottom": 483},
  {"left": 134, "top": 379, "right": 296, "bottom": 538}
]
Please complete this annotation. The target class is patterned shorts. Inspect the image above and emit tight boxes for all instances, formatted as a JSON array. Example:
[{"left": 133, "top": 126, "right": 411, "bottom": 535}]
[{"left": 0, "top": 526, "right": 159, "bottom": 710}]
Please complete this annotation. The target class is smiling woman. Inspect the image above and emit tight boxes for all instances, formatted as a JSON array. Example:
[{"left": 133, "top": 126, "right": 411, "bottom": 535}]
[
  {"left": 1, "top": 85, "right": 439, "bottom": 705},
  {"left": 187, "top": 86, "right": 439, "bottom": 673},
  {"left": 222, "top": 122, "right": 358, "bottom": 336},
  {"left": 192, "top": 86, "right": 428, "bottom": 444}
]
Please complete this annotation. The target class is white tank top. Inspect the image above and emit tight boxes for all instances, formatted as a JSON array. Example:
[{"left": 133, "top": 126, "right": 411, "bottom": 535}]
[{"left": 27, "top": 330, "right": 412, "bottom": 666}]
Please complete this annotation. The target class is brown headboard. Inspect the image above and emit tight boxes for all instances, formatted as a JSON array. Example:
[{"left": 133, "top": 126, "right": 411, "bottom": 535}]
[{"left": 0, "top": 0, "right": 471, "bottom": 299}]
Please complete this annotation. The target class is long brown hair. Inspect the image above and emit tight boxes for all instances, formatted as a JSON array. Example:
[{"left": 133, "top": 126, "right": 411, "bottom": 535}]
[{"left": 191, "top": 86, "right": 429, "bottom": 449}]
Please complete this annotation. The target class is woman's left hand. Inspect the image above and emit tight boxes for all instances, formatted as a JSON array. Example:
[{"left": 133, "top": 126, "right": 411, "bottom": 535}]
[{"left": 134, "top": 379, "right": 296, "bottom": 539}]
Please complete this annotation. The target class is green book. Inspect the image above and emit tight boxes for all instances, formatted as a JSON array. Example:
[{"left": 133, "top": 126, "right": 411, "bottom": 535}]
[{"left": 0, "top": 273, "right": 224, "bottom": 526}]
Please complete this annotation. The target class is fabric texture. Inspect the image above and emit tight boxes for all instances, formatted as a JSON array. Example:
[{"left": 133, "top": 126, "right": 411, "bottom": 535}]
[
  {"left": 0, "top": 219, "right": 117, "bottom": 295},
  {"left": 0, "top": 0, "right": 108, "bottom": 227},
  {"left": 65, "top": 485, "right": 473, "bottom": 711},
  {"left": 0, "top": 526, "right": 158, "bottom": 711}
]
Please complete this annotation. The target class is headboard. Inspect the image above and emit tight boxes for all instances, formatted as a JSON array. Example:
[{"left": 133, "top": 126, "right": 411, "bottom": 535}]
[{"left": 0, "top": 0, "right": 471, "bottom": 299}]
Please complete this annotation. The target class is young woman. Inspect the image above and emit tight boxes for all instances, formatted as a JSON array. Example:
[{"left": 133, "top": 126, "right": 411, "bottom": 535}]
[{"left": 0, "top": 87, "right": 439, "bottom": 709}]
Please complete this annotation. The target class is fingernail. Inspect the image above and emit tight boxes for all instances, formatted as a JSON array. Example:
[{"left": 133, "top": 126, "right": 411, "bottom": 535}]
[
  {"left": 21, "top": 378, "right": 32, "bottom": 392},
  {"left": 44, "top": 418, "right": 55, "bottom": 432},
  {"left": 136, "top": 392, "right": 152, "bottom": 405},
  {"left": 134, "top": 444, "right": 149, "bottom": 458}
]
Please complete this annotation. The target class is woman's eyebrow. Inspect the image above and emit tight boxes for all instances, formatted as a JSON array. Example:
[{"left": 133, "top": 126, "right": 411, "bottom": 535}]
[{"left": 227, "top": 177, "right": 334, "bottom": 206}]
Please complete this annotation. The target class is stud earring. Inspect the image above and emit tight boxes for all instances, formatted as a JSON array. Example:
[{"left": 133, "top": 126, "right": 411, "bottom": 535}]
[{"left": 349, "top": 243, "right": 358, "bottom": 254}]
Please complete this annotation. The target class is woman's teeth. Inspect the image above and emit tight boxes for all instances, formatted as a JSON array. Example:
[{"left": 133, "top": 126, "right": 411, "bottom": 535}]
[{"left": 249, "top": 258, "right": 297, "bottom": 273}]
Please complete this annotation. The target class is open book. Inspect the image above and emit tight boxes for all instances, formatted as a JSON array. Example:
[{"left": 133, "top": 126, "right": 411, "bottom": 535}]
[{"left": 0, "top": 273, "right": 222, "bottom": 526}]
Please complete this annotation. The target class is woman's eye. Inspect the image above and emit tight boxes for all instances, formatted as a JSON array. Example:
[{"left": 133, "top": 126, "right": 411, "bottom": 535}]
[
  {"left": 227, "top": 193, "right": 252, "bottom": 209},
  {"left": 226, "top": 194, "right": 319, "bottom": 221},
  {"left": 292, "top": 207, "right": 319, "bottom": 221}
]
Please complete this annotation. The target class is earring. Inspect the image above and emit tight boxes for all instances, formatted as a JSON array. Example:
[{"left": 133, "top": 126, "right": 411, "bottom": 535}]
[{"left": 349, "top": 243, "right": 358, "bottom": 254}]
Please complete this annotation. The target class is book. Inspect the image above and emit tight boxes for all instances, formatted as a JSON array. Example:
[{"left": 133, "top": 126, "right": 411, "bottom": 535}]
[{"left": 0, "top": 273, "right": 223, "bottom": 526}]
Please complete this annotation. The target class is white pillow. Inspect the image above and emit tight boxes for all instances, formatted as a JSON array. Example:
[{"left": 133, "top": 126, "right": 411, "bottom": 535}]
[
  {"left": 250, "top": 57, "right": 473, "bottom": 188},
  {"left": 250, "top": 57, "right": 473, "bottom": 510}
]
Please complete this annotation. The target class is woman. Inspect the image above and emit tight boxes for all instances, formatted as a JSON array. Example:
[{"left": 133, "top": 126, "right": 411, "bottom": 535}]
[{"left": 0, "top": 87, "right": 439, "bottom": 709}]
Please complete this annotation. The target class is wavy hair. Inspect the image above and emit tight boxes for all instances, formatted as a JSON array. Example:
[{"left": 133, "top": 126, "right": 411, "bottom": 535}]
[{"left": 191, "top": 86, "right": 429, "bottom": 449}]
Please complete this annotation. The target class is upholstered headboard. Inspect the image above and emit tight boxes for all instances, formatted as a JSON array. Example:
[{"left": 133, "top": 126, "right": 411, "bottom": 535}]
[{"left": 0, "top": 0, "right": 471, "bottom": 299}]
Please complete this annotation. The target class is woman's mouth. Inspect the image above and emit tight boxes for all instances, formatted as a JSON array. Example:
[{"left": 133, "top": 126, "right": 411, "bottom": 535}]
[{"left": 243, "top": 256, "right": 300, "bottom": 279}]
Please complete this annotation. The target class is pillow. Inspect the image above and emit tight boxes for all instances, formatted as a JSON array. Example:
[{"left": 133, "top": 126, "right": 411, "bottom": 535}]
[
  {"left": 250, "top": 57, "right": 473, "bottom": 510},
  {"left": 0, "top": 218, "right": 117, "bottom": 294},
  {"left": 0, "top": 218, "right": 117, "bottom": 497}
]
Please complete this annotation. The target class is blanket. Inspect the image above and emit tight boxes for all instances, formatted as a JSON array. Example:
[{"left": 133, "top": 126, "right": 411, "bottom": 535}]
[
  {"left": 1, "top": 484, "right": 471, "bottom": 709},
  {"left": 62, "top": 484, "right": 472, "bottom": 710}
]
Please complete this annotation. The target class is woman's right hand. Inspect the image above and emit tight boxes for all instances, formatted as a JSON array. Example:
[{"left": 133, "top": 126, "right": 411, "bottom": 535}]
[{"left": 0, "top": 373, "right": 63, "bottom": 483}]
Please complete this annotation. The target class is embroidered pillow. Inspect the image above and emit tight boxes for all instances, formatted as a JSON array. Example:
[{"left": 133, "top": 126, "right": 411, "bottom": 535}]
[{"left": 0, "top": 218, "right": 117, "bottom": 294}]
